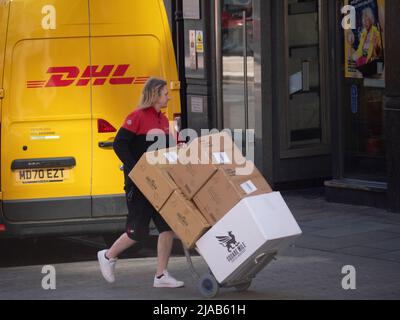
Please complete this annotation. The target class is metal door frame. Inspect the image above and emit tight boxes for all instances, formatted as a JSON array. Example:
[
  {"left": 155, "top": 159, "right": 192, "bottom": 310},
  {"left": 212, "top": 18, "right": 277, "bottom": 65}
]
[
  {"left": 279, "top": 0, "right": 331, "bottom": 159},
  {"left": 215, "top": 0, "right": 223, "bottom": 130}
]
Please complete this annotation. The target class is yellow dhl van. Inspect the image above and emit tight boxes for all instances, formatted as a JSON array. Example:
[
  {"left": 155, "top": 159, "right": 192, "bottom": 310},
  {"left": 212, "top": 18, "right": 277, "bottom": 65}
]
[{"left": 0, "top": 0, "right": 181, "bottom": 238}]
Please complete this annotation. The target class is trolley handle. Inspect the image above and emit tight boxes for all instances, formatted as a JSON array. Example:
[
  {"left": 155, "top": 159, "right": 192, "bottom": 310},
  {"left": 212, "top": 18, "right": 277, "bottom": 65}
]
[{"left": 182, "top": 242, "right": 200, "bottom": 280}]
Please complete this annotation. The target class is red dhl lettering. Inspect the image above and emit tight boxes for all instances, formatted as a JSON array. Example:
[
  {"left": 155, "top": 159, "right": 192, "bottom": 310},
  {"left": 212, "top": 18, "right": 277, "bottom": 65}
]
[{"left": 26, "top": 64, "right": 149, "bottom": 88}]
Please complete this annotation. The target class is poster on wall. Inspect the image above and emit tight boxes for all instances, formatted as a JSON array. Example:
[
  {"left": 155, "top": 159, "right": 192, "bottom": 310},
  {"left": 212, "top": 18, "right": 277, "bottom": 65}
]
[{"left": 344, "top": 0, "right": 385, "bottom": 79}]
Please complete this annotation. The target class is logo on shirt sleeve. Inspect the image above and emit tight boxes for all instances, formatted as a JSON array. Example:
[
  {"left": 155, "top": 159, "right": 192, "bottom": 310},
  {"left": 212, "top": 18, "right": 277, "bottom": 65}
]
[{"left": 127, "top": 119, "right": 132, "bottom": 126}]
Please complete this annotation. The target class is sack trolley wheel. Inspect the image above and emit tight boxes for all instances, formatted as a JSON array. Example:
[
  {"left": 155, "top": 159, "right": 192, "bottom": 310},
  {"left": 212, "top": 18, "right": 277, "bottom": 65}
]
[
  {"left": 234, "top": 280, "right": 252, "bottom": 292},
  {"left": 198, "top": 273, "right": 220, "bottom": 298}
]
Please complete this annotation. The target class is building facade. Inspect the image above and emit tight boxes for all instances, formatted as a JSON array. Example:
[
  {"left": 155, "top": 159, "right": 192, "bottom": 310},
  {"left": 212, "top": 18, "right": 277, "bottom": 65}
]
[{"left": 165, "top": 0, "right": 400, "bottom": 213}]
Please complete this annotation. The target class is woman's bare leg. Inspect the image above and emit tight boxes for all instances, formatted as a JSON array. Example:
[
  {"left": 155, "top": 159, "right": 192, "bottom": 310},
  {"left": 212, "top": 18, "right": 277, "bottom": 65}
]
[
  {"left": 156, "top": 231, "right": 174, "bottom": 276},
  {"left": 106, "top": 233, "right": 137, "bottom": 259}
]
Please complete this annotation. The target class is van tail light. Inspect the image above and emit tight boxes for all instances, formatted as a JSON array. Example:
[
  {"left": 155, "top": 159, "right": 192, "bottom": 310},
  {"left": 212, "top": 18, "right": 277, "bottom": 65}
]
[
  {"left": 0, "top": 224, "right": 6, "bottom": 233},
  {"left": 98, "top": 119, "right": 117, "bottom": 133}
]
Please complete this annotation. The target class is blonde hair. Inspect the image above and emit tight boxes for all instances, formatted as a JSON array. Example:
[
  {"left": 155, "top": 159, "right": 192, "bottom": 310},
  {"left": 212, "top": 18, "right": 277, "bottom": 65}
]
[
  {"left": 138, "top": 77, "right": 167, "bottom": 109},
  {"left": 362, "top": 7, "right": 375, "bottom": 25}
]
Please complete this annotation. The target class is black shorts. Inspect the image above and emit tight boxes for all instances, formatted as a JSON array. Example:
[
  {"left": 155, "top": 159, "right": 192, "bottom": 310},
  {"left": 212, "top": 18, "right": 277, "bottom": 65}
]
[{"left": 125, "top": 184, "right": 172, "bottom": 241}]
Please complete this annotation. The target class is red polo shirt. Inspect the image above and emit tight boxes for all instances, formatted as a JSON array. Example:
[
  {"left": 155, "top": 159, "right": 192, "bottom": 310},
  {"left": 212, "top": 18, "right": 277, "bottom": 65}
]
[{"left": 122, "top": 107, "right": 170, "bottom": 135}]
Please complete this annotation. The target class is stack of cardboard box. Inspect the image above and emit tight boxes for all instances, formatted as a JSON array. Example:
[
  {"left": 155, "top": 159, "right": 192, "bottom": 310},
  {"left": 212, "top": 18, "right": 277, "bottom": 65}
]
[
  {"left": 129, "top": 132, "right": 273, "bottom": 248},
  {"left": 130, "top": 132, "right": 302, "bottom": 285}
]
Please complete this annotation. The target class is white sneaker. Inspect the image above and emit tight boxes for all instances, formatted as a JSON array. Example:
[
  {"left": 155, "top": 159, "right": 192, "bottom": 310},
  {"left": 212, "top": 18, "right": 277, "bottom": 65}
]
[
  {"left": 97, "top": 249, "right": 117, "bottom": 283},
  {"left": 153, "top": 270, "right": 184, "bottom": 288}
]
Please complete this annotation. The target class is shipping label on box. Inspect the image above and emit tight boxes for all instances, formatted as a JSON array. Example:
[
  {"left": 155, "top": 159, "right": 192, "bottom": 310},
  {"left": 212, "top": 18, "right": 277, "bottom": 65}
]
[
  {"left": 166, "top": 132, "right": 249, "bottom": 200},
  {"left": 221, "top": 163, "right": 273, "bottom": 197},
  {"left": 240, "top": 180, "right": 258, "bottom": 194},
  {"left": 189, "top": 131, "right": 247, "bottom": 166},
  {"left": 196, "top": 192, "right": 302, "bottom": 283},
  {"left": 144, "top": 146, "right": 180, "bottom": 166}
]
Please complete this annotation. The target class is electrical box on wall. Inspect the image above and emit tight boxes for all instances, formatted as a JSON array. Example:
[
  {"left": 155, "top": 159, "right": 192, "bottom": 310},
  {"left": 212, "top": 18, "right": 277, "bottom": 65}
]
[
  {"left": 186, "top": 28, "right": 205, "bottom": 78},
  {"left": 183, "top": 0, "right": 206, "bottom": 79}
]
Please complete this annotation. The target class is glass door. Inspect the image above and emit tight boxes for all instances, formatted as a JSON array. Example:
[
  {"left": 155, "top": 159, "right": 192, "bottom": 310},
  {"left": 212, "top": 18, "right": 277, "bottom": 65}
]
[
  {"left": 281, "top": 0, "right": 330, "bottom": 158},
  {"left": 341, "top": 0, "right": 386, "bottom": 181},
  {"left": 221, "top": 0, "right": 254, "bottom": 135}
]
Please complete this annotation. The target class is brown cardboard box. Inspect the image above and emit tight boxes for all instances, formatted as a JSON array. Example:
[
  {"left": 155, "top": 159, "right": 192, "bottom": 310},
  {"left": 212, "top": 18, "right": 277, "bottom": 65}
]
[
  {"left": 167, "top": 163, "right": 216, "bottom": 199},
  {"left": 190, "top": 131, "right": 246, "bottom": 166},
  {"left": 193, "top": 161, "right": 273, "bottom": 225},
  {"left": 128, "top": 147, "right": 179, "bottom": 211},
  {"left": 166, "top": 131, "right": 246, "bottom": 199},
  {"left": 160, "top": 190, "right": 210, "bottom": 249}
]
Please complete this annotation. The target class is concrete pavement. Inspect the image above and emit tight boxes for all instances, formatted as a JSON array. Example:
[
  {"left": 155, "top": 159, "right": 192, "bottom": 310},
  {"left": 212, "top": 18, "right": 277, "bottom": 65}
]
[{"left": 1, "top": 188, "right": 400, "bottom": 300}]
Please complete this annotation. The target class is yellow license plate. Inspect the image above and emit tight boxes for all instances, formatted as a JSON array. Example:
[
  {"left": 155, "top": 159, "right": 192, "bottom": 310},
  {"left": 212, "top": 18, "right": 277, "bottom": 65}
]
[{"left": 14, "top": 168, "right": 70, "bottom": 184}]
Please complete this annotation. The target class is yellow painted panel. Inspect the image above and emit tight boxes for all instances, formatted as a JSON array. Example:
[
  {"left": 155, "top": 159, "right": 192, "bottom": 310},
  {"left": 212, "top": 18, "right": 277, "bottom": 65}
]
[
  {"left": 89, "top": 0, "right": 181, "bottom": 196},
  {"left": 0, "top": 1, "right": 8, "bottom": 88},
  {"left": 1, "top": 0, "right": 181, "bottom": 207},
  {"left": 89, "top": 0, "right": 181, "bottom": 119},
  {"left": 2, "top": 36, "right": 91, "bottom": 200},
  {"left": 90, "top": 36, "right": 163, "bottom": 195},
  {"left": 7, "top": 0, "right": 89, "bottom": 40}
]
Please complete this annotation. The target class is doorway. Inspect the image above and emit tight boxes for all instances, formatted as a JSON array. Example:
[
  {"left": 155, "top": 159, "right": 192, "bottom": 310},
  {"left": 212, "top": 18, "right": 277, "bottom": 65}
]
[
  {"left": 270, "top": 0, "right": 332, "bottom": 184},
  {"left": 281, "top": 0, "right": 330, "bottom": 158}
]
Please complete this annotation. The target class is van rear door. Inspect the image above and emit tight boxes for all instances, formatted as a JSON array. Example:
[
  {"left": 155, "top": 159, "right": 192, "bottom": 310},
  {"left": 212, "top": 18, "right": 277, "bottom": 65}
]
[
  {"left": 0, "top": 1, "right": 9, "bottom": 198},
  {"left": 89, "top": 0, "right": 179, "bottom": 217},
  {"left": 0, "top": 1, "right": 7, "bottom": 98},
  {"left": 2, "top": 0, "right": 92, "bottom": 222}
]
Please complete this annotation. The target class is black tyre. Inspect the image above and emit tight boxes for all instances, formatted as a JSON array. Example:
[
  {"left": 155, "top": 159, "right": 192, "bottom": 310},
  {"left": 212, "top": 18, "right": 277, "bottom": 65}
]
[{"left": 198, "top": 273, "right": 220, "bottom": 298}]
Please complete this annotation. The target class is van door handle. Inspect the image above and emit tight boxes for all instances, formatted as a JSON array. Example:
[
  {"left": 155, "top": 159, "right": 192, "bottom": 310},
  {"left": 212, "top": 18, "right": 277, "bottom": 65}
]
[
  {"left": 98, "top": 141, "right": 114, "bottom": 148},
  {"left": 11, "top": 157, "right": 76, "bottom": 170}
]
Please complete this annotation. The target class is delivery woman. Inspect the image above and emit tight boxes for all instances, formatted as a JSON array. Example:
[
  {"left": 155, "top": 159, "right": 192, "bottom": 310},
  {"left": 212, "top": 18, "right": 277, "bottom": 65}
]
[{"left": 97, "top": 77, "right": 184, "bottom": 288}]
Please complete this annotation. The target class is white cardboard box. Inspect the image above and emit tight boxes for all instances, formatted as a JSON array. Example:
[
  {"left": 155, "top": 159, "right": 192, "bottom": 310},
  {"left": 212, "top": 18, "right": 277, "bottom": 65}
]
[{"left": 195, "top": 192, "right": 302, "bottom": 284}]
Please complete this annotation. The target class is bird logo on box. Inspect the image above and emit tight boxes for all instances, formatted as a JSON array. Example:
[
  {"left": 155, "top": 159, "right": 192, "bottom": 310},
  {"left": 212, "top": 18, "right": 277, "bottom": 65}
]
[{"left": 216, "top": 231, "right": 239, "bottom": 253}]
